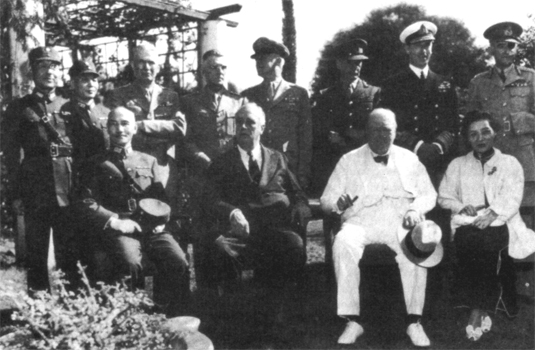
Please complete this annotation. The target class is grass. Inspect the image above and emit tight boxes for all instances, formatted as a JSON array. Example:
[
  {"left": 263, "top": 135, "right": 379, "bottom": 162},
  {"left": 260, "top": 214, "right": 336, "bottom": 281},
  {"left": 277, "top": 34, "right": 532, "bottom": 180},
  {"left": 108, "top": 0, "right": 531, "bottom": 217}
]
[{"left": 1, "top": 220, "right": 534, "bottom": 349}]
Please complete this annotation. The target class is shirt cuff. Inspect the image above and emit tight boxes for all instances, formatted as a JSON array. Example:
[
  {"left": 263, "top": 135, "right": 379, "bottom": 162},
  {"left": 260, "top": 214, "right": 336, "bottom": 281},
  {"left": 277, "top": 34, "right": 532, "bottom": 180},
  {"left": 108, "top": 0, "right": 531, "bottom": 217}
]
[
  {"left": 414, "top": 140, "right": 424, "bottom": 154},
  {"left": 104, "top": 214, "right": 119, "bottom": 229},
  {"left": 230, "top": 208, "right": 242, "bottom": 221},
  {"left": 432, "top": 142, "right": 444, "bottom": 154}
]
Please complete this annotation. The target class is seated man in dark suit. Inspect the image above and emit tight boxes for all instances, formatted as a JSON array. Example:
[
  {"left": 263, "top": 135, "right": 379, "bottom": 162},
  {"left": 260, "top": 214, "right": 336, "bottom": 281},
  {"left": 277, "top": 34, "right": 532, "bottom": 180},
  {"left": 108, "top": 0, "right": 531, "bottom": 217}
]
[{"left": 201, "top": 102, "right": 310, "bottom": 321}]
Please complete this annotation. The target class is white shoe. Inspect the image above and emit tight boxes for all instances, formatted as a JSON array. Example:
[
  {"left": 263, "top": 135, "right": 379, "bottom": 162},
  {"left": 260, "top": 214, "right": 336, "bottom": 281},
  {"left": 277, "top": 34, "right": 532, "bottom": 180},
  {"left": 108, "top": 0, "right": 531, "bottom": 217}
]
[
  {"left": 481, "top": 314, "right": 492, "bottom": 333},
  {"left": 407, "top": 322, "right": 431, "bottom": 347},
  {"left": 466, "top": 324, "right": 483, "bottom": 341},
  {"left": 337, "top": 321, "right": 364, "bottom": 344}
]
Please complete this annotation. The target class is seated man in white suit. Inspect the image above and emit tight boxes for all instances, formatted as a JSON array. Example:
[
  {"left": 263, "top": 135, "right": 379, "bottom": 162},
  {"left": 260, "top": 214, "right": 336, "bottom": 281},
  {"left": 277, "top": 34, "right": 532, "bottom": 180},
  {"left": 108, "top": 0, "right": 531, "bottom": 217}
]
[{"left": 321, "top": 108, "right": 440, "bottom": 347}]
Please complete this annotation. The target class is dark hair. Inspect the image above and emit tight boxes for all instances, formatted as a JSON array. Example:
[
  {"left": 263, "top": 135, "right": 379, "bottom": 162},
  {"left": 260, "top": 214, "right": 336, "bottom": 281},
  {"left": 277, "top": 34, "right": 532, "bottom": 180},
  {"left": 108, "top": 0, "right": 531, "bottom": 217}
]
[{"left": 461, "top": 110, "right": 501, "bottom": 141}]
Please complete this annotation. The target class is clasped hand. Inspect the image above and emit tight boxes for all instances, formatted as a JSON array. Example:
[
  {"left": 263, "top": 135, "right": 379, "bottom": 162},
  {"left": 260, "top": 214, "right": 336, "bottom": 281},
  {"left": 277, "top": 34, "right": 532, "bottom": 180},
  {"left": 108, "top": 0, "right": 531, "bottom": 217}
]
[{"left": 459, "top": 205, "right": 497, "bottom": 230}]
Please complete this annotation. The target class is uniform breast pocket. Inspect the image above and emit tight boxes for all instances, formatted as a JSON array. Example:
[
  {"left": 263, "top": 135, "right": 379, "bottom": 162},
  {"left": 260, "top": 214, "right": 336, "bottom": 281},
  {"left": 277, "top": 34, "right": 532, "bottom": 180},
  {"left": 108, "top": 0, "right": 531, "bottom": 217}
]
[
  {"left": 509, "top": 86, "right": 532, "bottom": 111},
  {"left": 133, "top": 168, "right": 153, "bottom": 189}
]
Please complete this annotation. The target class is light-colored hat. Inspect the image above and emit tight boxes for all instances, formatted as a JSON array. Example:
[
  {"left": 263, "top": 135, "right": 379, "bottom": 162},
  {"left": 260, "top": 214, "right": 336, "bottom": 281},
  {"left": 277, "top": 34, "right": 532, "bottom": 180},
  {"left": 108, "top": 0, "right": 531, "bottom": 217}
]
[
  {"left": 400, "top": 21, "right": 437, "bottom": 44},
  {"left": 398, "top": 220, "right": 443, "bottom": 268}
]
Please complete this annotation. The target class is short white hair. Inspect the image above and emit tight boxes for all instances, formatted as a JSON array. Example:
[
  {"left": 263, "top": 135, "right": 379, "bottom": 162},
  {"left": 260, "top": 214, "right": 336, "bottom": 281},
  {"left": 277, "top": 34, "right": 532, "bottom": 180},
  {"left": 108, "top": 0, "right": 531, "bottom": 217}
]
[{"left": 132, "top": 42, "right": 157, "bottom": 60}]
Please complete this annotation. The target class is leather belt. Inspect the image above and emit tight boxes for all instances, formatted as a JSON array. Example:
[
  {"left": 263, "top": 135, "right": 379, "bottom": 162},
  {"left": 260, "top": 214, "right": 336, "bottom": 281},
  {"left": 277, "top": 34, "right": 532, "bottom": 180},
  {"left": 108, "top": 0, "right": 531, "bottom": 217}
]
[{"left": 50, "top": 143, "right": 72, "bottom": 158}]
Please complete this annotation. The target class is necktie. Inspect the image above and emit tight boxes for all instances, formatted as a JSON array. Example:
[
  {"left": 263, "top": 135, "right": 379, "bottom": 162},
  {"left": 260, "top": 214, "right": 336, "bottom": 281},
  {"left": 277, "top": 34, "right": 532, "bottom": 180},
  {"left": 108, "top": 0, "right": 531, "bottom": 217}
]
[
  {"left": 420, "top": 71, "right": 425, "bottom": 80},
  {"left": 248, "top": 151, "right": 261, "bottom": 184},
  {"left": 374, "top": 155, "right": 388, "bottom": 165}
]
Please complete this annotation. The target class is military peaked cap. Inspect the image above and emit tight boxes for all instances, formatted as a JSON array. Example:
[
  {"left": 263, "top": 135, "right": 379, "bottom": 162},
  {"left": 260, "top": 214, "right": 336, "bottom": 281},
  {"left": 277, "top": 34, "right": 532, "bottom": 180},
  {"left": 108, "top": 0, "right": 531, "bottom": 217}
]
[
  {"left": 69, "top": 60, "right": 99, "bottom": 79},
  {"left": 138, "top": 198, "right": 171, "bottom": 227},
  {"left": 250, "top": 37, "right": 290, "bottom": 59},
  {"left": 335, "top": 38, "right": 369, "bottom": 61},
  {"left": 400, "top": 21, "right": 437, "bottom": 44},
  {"left": 29, "top": 47, "right": 61, "bottom": 66},
  {"left": 484, "top": 22, "right": 523, "bottom": 43}
]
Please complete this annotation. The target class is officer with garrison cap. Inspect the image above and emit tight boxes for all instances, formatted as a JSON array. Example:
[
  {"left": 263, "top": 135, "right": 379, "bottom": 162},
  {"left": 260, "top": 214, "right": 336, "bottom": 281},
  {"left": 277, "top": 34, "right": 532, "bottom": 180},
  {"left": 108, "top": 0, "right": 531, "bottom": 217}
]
[
  {"left": 311, "top": 38, "right": 381, "bottom": 195},
  {"left": 76, "top": 107, "right": 190, "bottom": 316},
  {"left": 242, "top": 37, "right": 313, "bottom": 189},
  {"left": 1, "top": 47, "right": 76, "bottom": 292},
  {"left": 381, "top": 21, "right": 459, "bottom": 187},
  {"left": 467, "top": 22, "right": 535, "bottom": 220}
]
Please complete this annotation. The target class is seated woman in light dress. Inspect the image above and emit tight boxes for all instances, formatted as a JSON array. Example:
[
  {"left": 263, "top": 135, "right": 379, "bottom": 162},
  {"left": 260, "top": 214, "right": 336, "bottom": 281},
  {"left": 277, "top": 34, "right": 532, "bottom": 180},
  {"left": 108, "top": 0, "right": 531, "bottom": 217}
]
[{"left": 438, "top": 110, "right": 535, "bottom": 341}]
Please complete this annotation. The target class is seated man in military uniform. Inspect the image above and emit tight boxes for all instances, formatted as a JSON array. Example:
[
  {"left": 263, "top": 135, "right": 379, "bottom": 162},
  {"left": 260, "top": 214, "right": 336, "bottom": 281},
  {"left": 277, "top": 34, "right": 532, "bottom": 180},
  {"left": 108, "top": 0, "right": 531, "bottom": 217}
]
[{"left": 75, "top": 106, "right": 190, "bottom": 317}]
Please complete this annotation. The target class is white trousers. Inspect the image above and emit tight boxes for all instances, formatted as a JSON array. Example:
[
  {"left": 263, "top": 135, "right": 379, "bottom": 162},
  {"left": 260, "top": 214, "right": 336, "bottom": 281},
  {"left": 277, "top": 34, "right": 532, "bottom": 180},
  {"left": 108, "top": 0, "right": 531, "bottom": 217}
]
[{"left": 333, "top": 205, "right": 428, "bottom": 316}]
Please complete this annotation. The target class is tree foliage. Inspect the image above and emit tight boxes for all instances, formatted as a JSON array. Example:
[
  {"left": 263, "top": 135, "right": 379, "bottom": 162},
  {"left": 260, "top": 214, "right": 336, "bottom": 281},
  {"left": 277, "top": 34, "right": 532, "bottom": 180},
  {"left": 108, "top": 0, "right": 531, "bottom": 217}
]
[
  {"left": 282, "top": 0, "right": 297, "bottom": 83},
  {"left": 310, "top": 3, "right": 486, "bottom": 99},
  {"left": 519, "top": 13, "right": 535, "bottom": 68}
]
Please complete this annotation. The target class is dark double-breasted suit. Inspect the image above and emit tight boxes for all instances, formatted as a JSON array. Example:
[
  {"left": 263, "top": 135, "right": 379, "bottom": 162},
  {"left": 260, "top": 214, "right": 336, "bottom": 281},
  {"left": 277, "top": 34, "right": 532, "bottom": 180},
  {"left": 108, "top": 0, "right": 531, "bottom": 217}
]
[
  {"left": 381, "top": 67, "right": 459, "bottom": 185},
  {"left": 196, "top": 145, "right": 308, "bottom": 289},
  {"left": 242, "top": 80, "right": 313, "bottom": 187}
]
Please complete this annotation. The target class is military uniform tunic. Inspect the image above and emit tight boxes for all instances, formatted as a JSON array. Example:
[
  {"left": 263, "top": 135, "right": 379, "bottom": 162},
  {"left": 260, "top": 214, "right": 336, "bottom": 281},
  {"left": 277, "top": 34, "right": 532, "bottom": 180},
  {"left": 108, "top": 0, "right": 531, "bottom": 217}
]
[
  {"left": 311, "top": 80, "right": 381, "bottom": 193},
  {"left": 181, "top": 86, "right": 245, "bottom": 163},
  {"left": 381, "top": 67, "right": 459, "bottom": 184},
  {"left": 1, "top": 89, "right": 75, "bottom": 291},
  {"left": 76, "top": 147, "right": 189, "bottom": 316},
  {"left": 107, "top": 83, "right": 186, "bottom": 218},
  {"left": 60, "top": 99, "right": 109, "bottom": 179},
  {"left": 467, "top": 65, "right": 535, "bottom": 206},
  {"left": 242, "top": 79, "right": 313, "bottom": 187}
]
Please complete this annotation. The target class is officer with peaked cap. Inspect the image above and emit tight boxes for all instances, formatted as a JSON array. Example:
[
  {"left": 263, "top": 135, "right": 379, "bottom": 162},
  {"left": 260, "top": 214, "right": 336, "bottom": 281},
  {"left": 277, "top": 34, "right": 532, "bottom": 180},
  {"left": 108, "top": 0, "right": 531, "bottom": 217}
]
[
  {"left": 76, "top": 106, "right": 190, "bottom": 316},
  {"left": 1, "top": 46, "right": 77, "bottom": 292},
  {"left": 467, "top": 21, "right": 535, "bottom": 225},
  {"left": 381, "top": 21, "right": 460, "bottom": 188},
  {"left": 311, "top": 38, "right": 381, "bottom": 197},
  {"left": 61, "top": 60, "right": 110, "bottom": 181},
  {"left": 242, "top": 37, "right": 313, "bottom": 189}
]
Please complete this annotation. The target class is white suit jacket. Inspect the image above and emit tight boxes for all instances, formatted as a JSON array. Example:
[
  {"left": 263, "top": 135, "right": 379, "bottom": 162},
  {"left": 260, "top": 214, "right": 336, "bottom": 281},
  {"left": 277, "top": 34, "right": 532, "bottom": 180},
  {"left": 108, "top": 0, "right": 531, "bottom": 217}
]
[
  {"left": 438, "top": 149, "right": 535, "bottom": 259},
  {"left": 321, "top": 144, "right": 437, "bottom": 223}
]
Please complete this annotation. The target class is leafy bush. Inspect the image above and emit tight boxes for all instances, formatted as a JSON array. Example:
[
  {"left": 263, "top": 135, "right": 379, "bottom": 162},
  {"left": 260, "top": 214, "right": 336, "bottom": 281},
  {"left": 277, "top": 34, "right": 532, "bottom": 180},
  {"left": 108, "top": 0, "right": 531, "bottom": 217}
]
[{"left": 0, "top": 263, "right": 181, "bottom": 349}]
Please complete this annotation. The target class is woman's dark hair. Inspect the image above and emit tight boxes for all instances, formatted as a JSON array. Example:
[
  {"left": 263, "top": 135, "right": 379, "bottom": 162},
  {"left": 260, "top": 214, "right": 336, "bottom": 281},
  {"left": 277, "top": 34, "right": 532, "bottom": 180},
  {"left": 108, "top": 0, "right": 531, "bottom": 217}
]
[{"left": 461, "top": 110, "right": 501, "bottom": 141}]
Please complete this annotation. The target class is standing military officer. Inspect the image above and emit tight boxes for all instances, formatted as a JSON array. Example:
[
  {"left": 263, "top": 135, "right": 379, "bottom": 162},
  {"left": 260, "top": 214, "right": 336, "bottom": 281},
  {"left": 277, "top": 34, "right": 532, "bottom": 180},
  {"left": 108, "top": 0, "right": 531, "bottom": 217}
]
[
  {"left": 381, "top": 21, "right": 459, "bottom": 187},
  {"left": 467, "top": 22, "right": 535, "bottom": 221},
  {"left": 107, "top": 43, "right": 186, "bottom": 225},
  {"left": 311, "top": 38, "right": 381, "bottom": 195},
  {"left": 61, "top": 60, "right": 109, "bottom": 178},
  {"left": 76, "top": 107, "right": 190, "bottom": 317},
  {"left": 181, "top": 50, "right": 245, "bottom": 170},
  {"left": 242, "top": 37, "right": 313, "bottom": 188},
  {"left": 1, "top": 47, "right": 75, "bottom": 292}
]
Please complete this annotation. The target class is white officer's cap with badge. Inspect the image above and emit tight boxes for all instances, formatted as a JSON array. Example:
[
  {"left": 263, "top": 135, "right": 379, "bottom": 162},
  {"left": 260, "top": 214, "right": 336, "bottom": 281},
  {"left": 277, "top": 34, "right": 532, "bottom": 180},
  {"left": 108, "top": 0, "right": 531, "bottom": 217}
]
[{"left": 400, "top": 21, "right": 437, "bottom": 45}]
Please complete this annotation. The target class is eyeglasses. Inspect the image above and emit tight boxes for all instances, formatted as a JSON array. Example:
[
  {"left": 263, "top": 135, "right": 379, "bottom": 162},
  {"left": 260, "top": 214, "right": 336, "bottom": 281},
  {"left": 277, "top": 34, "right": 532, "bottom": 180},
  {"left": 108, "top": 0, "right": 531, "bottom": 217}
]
[{"left": 495, "top": 42, "right": 517, "bottom": 50}]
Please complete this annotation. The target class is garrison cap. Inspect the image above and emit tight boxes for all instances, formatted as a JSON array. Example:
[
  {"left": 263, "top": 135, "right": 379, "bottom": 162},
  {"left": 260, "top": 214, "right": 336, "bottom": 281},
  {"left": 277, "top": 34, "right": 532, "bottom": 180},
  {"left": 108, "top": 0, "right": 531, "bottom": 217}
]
[
  {"left": 250, "top": 37, "right": 290, "bottom": 59},
  {"left": 335, "top": 38, "right": 369, "bottom": 61},
  {"left": 69, "top": 60, "right": 99, "bottom": 79},
  {"left": 400, "top": 21, "right": 437, "bottom": 44},
  {"left": 484, "top": 22, "right": 523, "bottom": 43},
  {"left": 29, "top": 47, "right": 61, "bottom": 66},
  {"left": 137, "top": 198, "right": 171, "bottom": 227},
  {"left": 202, "top": 49, "right": 224, "bottom": 61}
]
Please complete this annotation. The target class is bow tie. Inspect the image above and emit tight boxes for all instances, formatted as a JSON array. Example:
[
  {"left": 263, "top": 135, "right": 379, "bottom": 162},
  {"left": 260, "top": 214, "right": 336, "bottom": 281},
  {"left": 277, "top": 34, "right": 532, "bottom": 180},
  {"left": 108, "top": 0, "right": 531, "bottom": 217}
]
[
  {"left": 111, "top": 146, "right": 127, "bottom": 159},
  {"left": 374, "top": 155, "right": 388, "bottom": 165}
]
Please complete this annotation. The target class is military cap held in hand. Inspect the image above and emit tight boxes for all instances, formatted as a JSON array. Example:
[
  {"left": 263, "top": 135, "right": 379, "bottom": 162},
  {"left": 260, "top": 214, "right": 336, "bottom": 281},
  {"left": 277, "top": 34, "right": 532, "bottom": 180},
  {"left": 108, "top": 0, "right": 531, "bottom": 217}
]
[
  {"left": 137, "top": 198, "right": 171, "bottom": 228},
  {"left": 400, "top": 21, "right": 437, "bottom": 44},
  {"left": 484, "top": 21, "right": 523, "bottom": 43},
  {"left": 335, "top": 38, "right": 369, "bottom": 61},
  {"left": 29, "top": 46, "right": 61, "bottom": 66},
  {"left": 250, "top": 37, "right": 290, "bottom": 59},
  {"left": 69, "top": 60, "right": 99, "bottom": 79}
]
